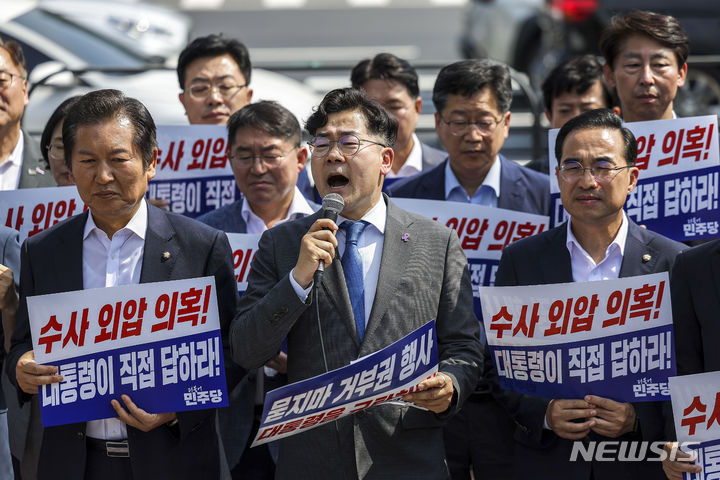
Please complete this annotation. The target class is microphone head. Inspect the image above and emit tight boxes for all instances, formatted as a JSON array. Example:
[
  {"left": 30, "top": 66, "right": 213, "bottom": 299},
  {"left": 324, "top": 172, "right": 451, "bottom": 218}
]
[{"left": 321, "top": 193, "right": 344, "bottom": 217}]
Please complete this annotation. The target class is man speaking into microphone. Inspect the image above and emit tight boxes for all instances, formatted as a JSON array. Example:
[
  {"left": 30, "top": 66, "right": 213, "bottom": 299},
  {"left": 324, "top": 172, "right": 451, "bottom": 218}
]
[{"left": 231, "top": 88, "right": 481, "bottom": 480}]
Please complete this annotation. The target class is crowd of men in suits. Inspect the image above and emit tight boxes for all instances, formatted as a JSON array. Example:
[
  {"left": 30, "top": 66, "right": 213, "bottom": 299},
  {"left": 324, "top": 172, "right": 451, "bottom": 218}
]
[{"left": 0, "top": 6, "right": 712, "bottom": 480}]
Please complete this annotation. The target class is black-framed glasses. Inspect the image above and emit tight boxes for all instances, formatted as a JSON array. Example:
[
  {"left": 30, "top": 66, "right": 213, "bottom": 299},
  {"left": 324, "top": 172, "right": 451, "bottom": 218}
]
[
  {"left": 559, "top": 161, "right": 632, "bottom": 182},
  {"left": 186, "top": 81, "right": 246, "bottom": 99},
  {"left": 440, "top": 115, "right": 504, "bottom": 136},
  {"left": 308, "top": 134, "right": 386, "bottom": 159},
  {"left": 0, "top": 71, "right": 22, "bottom": 91},
  {"left": 229, "top": 147, "right": 297, "bottom": 168}
]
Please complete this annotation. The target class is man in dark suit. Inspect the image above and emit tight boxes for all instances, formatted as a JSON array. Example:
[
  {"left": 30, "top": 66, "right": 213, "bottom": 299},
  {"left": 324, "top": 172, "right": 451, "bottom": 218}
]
[
  {"left": 231, "top": 88, "right": 482, "bottom": 479},
  {"left": 386, "top": 59, "right": 549, "bottom": 216},
  {"left": 7, "top": 89, "right": 241, "bottom": 480},
  {"left": 492, "top": 109, "right": 684, "bottom": 479},
  {"left": 0, "top": 38, "right": 55, "bottom": 190},
  {"left": 351, "top": 53, "right": 445, "bottom": 179},
  {"left": 197, "top": 100, "right": 317, "bottom": 480},
  {"left": 386, "top": 59, "right": 549, "bottom": 480}
]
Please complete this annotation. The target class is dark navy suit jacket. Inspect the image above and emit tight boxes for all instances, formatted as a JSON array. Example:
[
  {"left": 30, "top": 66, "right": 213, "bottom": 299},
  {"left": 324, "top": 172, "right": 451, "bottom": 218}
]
[
  {"left": 491, "top": 220, "right": 685, "bottom": 480},
  {"left": 7, "top": 205, "right": 241, "bottom": 480},
  {"left": 386, "top": 155, "right": 550, "bottom": 216}
]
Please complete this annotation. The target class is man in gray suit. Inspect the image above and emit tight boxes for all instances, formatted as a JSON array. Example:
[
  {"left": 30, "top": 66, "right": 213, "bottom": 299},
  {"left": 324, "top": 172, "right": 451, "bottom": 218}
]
[
  {"left": 0, "top": 38, "right": 54, "bottom": 189},
  {"left": 351, "top": 53, "right": 445, "bottom": 179},
  {"left": 491, "top": 109, "right": 685, "bottom": 480},
  {"left": 232, "top": 88, "right": 482, "bottom": 479}
]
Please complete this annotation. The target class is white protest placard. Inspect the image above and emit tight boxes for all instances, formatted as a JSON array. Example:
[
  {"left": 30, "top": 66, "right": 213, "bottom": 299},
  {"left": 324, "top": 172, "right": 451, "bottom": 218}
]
[
  {"left": 480, "top": 272, "right": 674, "bottom": 401},
  {"left": 548, "top": 115, "right": 720, "bottom": 241},
  {"left": 252, "top": 321, "right": 438, "bottom": 446},
  {"left": 226, "top": 233, "right": 260, "bottom": 293},
  {"left": 28, "top": 276, "right": 228, "bottom": 427},
  {"left": 150, "top": 125, "right": 239, "bottom": 218},
  {"left": 0, "top": 186, "right": 85, "bottom": 240}
]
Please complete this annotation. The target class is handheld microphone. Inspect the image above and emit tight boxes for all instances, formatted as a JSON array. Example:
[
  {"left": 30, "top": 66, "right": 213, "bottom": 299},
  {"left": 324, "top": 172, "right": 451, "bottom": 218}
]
[{"left": 314, "top": 193, "right": 344, "bottom": 284}]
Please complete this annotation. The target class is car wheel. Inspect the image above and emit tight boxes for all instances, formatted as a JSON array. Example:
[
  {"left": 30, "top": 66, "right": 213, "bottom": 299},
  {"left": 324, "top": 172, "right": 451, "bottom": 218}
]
[{"left": 675, "top": 68, "right": 720, "bottom": 118}]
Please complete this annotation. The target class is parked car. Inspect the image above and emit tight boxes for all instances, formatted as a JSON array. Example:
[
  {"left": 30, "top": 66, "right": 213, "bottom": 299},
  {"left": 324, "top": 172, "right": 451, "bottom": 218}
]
[
  {"left": 459, "top": 0, "right": 720, "bottom": 117},
  {"left": 1, "top": 4, "right": 321, "bottom": 137}
]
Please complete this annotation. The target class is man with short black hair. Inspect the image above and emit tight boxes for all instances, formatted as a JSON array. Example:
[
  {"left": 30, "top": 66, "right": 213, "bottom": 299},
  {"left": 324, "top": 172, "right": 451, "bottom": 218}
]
[
  {"left": 8, "top": 89, "right": 241, "bottom": 480},
  {"left": 232, "top": 88, "right": 482, "bottom": 479},
  {"left": 387, "top": 59, "right": 549, "bottom": 214},
  {"left": 0, "top": 38, "right": 54, "bottom": 189},
  {"left": 177, "top": 34, "right": 253, "bottom": 126},
  {"left": 599, "top": 10, "right": 688, "bottom": 123},
  {"left": 351, "top": 53, "right": 444, "bottom": 177},
  {"left": 492, "top": 108, "right": 684, "bottom": 480},
  {"left": 526, "top": 55, "right": 614, "bottom": 174}
]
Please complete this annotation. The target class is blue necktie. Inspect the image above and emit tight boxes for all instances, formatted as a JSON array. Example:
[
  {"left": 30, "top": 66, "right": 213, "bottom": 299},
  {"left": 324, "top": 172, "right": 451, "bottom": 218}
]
[{"left": 341, "top": 221, "right": 368, "bottom": 341}]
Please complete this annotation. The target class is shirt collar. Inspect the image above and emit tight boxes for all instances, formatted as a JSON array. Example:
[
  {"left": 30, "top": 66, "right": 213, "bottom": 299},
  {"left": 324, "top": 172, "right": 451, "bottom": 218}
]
[
  {"left": 84, "top": 197, "right": 148, "bottom": 241},
  {"left": 444, "top": 155, "right": 501, "bottom": 200},
  {"left": 240, "top": 186, "right": 315, "bottom": 231},
  {"left": 403, "top": 133, "right": 423, "bottom": 173},
  {"left": 338, "top": 195, "right": 387, "bottom": 235},
  {"left": 565, "top": 210, "right": 629, "bottom": 261}
]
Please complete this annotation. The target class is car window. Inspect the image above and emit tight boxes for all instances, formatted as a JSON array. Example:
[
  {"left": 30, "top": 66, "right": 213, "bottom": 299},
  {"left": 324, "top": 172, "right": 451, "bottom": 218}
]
[{"left": 11, "top": 9, "right": 146, "bottom": 72}]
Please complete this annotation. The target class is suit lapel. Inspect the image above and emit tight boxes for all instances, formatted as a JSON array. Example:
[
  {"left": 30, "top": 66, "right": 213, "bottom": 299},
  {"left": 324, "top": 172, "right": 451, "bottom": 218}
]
[
  {"left": 54, "top": 213, "right": 86, "bottom": 291},
  {"left": 619, "top": 221, "right": 657, "bottom": 278},
  {"left": 363, "top": 199, "right": 412, "bottom": 343},
  {"left": 419, "top": 160, "right": 447, "bottom": 200},
  {"left": 541, "top": 225, "right": 574, "bottom": 283},
  {"left": 139, "top": 206, "right": 179, "bottom": 283},
  {"left": 497, "top": 155, "right": 523, "bottom": 211}
]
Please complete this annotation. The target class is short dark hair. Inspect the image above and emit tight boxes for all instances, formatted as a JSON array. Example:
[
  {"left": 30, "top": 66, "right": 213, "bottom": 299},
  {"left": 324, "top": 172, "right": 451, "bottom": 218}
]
[
  {"left": 0, "top": 37, "right": 27, "bottom": 77},
  {"left": 63, "top": 89, "right": 157, "bottom": 170},
  {"left": 305, "top": 88, "right": 397, "bottom": 148},
  {"left": 177, "top": 34, "right": 251, "bottom": 89},
  {"left": 599, "top": 10, "right": 689, "bottom": 70},
  {"left": 227, "top": 101, "right": 301, "bottom": 151},
  {"left": 40, "top": 95, "right": 81, "bottom": 164},
  {"left": 350, "top": 53, "right": 420, "bottom": 98},
  {"left": 542, "top": 55, "right": 612, "bottom": 112},
  {"left": 555, "top": 108, "right": 637, "bottom": 166},
  {"left": 432, "top": 59, "right": 512, "bottom": 114}
]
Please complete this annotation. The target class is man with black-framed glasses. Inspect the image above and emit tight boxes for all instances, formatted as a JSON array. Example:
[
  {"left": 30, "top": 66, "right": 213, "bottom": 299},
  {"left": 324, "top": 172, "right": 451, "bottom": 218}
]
[
  {"left": 490, "top": 108, "right": 684, "bottom": 480},
  {"left": 177, "top": 35, "right": 253, "bottom": 126},
  {"left": 387, "top": 58, "right": 550, "bottom": 480},
  {"left": 0, "top": 38, "right": 54, "bottom": 190},
  {"left": 387, "top": 59, "right": 549, "bottom": 215}
]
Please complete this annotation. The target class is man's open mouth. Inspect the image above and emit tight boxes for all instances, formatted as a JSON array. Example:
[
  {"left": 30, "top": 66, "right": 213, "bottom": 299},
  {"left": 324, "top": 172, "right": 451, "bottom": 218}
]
[{"left": 328, "top": 173, "right": 350, "bottom": 188}]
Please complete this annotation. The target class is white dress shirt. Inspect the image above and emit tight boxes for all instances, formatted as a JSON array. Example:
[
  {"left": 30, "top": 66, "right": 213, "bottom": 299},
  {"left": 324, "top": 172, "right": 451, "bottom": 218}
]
[
  {"left": 290, "top": 197, "right": 387, "bottom": 329},
  {"left": 83, "top": 199, "right": 148, "bottom": 440},
  {"left": 444, "top": 155, "right": 501, "bottom": 207},
  {"left": 240, "top": 186, "right": 315, "bottom": 234},
  {"left": 0, "top": 133, "right": 23, "bottom": 190},
  {"left": 566, "top": 212, "right": 628, "bottom": 282},
  {"left": 386, "top": 133, "right": 423, "bottom": 178},
  {"left": 544, "top": 212, "right": 628, "bottom": 431}
]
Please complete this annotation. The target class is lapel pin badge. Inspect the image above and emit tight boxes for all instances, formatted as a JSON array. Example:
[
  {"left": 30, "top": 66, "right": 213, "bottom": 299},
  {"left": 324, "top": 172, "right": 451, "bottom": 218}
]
[
  {"left": 161, "top": 251, "right": 171, "bottom": 262},
  {"left": 401, "top": 233, "right": 410, "bottom": 242},
  {"left": 642, "top": 254, "right": 651, "bottom": 263}
]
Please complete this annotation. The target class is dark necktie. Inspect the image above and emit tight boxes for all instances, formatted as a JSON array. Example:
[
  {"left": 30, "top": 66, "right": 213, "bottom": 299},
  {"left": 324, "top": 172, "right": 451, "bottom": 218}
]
[{"left": 340, "top": 220, "right": 369, "bottom": 341}]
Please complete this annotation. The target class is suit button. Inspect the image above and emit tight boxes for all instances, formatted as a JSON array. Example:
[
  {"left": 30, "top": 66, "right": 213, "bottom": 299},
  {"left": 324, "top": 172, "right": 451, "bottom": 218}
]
[
  {"left": 270, "top": 306, "right": 289, "bottom": 324},
  {"left": 77, "top": 432, "right": 84, "bottom": 440}
]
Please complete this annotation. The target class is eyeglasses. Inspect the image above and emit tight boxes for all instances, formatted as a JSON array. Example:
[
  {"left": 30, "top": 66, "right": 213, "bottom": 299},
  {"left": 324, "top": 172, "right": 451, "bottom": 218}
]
[
  {"left": 308, "top": 134, "right": 386, "bottom": 159},
  {"left": 559, "top": 161, "right": 632, "bottom": 182},
  {"left": 229, "top": 148, "right": 296, "bottom": 168},
  {"left": 186, "top": 81, "right": 247, "bottom": 100},
  {"left": 440, "top": 115, "right": 504, "bottom": 136},
  {"left": 0, "top": 71, "right": 23, "bottom": 91},
  {"left": 47, "top": 142, "right": 64, "bottom": 160}
]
